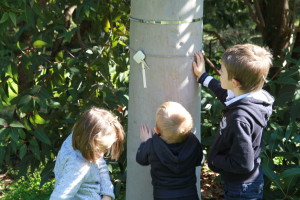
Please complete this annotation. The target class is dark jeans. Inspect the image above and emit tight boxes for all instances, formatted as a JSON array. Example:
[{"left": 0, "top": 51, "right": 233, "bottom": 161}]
[{"left": 224, "top": 173, "right": 264, "bottom": 200}]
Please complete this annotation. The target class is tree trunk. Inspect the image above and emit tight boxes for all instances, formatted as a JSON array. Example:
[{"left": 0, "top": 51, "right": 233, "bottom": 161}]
[
  {"left": 260, "top": 0, "right": 294, "bottom": 78},
  {"left": 245, "top": 0, "right": 296, "bottom": 79},
  {"left": 126, "top": 0, "right": 203, "bottom": 199}
]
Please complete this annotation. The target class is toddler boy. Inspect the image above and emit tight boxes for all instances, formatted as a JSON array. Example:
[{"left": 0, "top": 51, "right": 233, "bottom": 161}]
[{"left": 136, "top": 101, "right": 204, "bottom": 200}]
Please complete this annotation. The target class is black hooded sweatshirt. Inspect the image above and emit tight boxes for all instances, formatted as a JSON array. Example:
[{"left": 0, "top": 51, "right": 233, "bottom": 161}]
[
  {"left": 199, "top": 73, "right": 274, "bottom": 183},
  {"left": 136, "top": 132, "right": 204, "bottom": 199}
]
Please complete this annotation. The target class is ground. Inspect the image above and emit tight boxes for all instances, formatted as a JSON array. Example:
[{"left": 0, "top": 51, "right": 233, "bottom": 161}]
[
  {"left": 201, "top": 164, "right": 224, "bottom": 200},
  {"left": 0, "top": 172, "right": 13, "bottom": 198},
  {"left": 1, "top": 163, "right": 224, "bottom": 199}
]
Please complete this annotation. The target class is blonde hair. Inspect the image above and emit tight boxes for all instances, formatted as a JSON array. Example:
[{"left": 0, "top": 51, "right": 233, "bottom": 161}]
[
  {"left": 156, "top": 101, "right": 193, "bottom": 144},
  {"left": 222, "top": 44, "right": 273, "bottom": 92},
  {"left": 72, "top": 107, "right": 125, "bottom": 163}
]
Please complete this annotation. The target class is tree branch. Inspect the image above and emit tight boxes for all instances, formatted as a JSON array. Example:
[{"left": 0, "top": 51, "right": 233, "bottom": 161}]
[
  {"left": 244, "top": 0, "right": 264, "bottom": 34},
  {"left": 50, "top": 5, "right": 77, "bottom": 60},
  {"left": 203, "top": 53, "right": 221, "bottom": 76},
  {"left": 254, "top": 0, "right": 265, "bottom": 28},
  {"left": 203, "top": 29, "right": 227, "bottom": 50}
]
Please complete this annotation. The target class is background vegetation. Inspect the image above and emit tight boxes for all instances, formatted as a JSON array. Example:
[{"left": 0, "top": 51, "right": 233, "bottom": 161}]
[{"left": 0, "top": 0, "right": 299, "bottom": 199}]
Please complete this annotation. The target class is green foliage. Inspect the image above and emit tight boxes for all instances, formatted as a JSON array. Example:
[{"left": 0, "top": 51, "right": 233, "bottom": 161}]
[
  {"left": 0, "top": 0, "right": 130, "bottom": 196},
  {"left": 261, "top": 51, "right": 300, "bottom": 199},
  {"left": 0, "top": 168, "right": 54, "bottom": 200}
]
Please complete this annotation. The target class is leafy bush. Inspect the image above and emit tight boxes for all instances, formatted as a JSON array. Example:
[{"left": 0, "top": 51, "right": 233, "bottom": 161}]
[
  {"left": 261, "top": 50, "right": 300, "bottom": 199},
  {"left": 0, "top": 169, "right": 54, "bottom": 200},
  {"left": 0, "top": 0, "right": 130, "bottom": 187}
]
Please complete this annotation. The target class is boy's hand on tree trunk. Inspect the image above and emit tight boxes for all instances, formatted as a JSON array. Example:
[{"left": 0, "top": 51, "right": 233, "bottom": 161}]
[
  {"left": 193, "top": 52, "right": 206, "bottom": 78},
  {"left": 139, "top": 124, "right": 153, "bottom": 142}
]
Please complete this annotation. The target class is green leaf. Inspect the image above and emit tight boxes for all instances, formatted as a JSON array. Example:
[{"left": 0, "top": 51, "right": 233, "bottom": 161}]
[
  {"left": 0, "top": 12, "right": 9, "bottom": 24},
  {"left": 8, "top": 12, "right": 16, "bottom": 26},
  {"left": 0, "top": 87, "right": 8, "bottom": 103},
  {"left": 29, "top": 139, "right": 41, "bottom": 160},
  {"left": 30, "top": 85, "right": 42, "bottom": 95},
  {"left": 262, "top": 161, "right": 282, "bottom": 189},
  {"left": 274, "top": 77, "right": 298, "bottom": 85},
  {"left": 34, "top": 127, "right": 51, "bottom": 145},
  {"left": 10, "top": 128, "right": 19, "bottom": 141},
  {"left": 9, "top": 121, "right": 24, "bottom": 128},
  {"left": 104, "top": 19, "right": 111, "bottom": 32},
  {"left": 18, "top": 95, "right": 32, "bottom": 105},
  {"left": 0, "top": 118, "right": 7, "bottom": 126},
  {"left": 18, "top": 128, "right": 26, "bottom": 139},
  {"left": 118, "top": 40, "right": 127, "bottom": 46},
  {"left": 16, "top": 41, "right": 22, "bottom": 50},
  {"left": 0, "top": 128, "right": 8, "bottom": 138},
  {"left": 86, "top": 49, "right": 93, "bottom": 54},
  {"left": 0, "top": 146, "right": 5, "bottom": 164},
  {"left": 30, "top": 112, "right": 46, "bottom": 124},
  {"left": 278, "top": 168, "right": 300, "bottom": 179},
  {"left": 19, "top": 144, "right": 27, "bottom": 159},
  {"left": 84, "top": 5, "right": 90, "bottom": 17},
  {"left": 107, "top": 163, "right": 112, "bottom": 173},
  {"left": 33, "top": 40, "right": 48, "bottom": 48}
]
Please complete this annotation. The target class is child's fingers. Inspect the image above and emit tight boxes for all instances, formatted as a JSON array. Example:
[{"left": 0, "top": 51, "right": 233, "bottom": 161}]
[
  {"left": 140, "top": 124, "right": 146, "bottom": 134},
  {"left": 194, "top": 52, "right": 202, "bottom": 64},
  {"left": 148, "top": 128, "right": 153, "bottom": 135},
  {"left": 197, "top": 52, "right": 204, "bottom": 62},
  {"left": 199, "top": 52, "right": 204, "bottom": 60},
  {"left": 192, "top": 61, "right": 199, "bottom": 72}
]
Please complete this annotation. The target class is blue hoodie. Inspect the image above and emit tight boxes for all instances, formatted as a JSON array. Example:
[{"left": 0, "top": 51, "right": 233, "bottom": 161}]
[
  {"left": 199, "top": 73, "right": 274, "bottom": 183},
  {"left": 136, "top": 132, "right": 204, "bottom": 198}
]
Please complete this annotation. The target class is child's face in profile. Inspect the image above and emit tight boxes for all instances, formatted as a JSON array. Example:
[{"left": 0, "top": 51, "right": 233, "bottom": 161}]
[{"left": 219, "top": 64, "right": 232, "bottom": 90}]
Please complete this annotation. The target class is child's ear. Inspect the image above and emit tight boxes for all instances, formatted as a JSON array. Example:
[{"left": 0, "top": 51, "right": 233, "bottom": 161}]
[
  {"left": 232, "top": 78, "right": 241, "bottom": 88},
  {"left": 154, "top": 127, "right": 160, "bottom": 134}
]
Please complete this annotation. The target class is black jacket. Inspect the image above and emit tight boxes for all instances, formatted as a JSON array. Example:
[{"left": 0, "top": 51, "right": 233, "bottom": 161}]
[
  {"left": 136, "top": 132, "right": 204, "bottom": 198},
  {"left": 200, "top": 74, "right": 274, "bottom": 183}
]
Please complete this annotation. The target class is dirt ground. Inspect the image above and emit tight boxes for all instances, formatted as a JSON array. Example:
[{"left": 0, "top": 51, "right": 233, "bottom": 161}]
[
  {"left": 201, "top": 164, "right": 224, "bottom": 200},
  {"left": 0, "top": 172, "right": 13, "bottom": 198},
  {"left": 0, "top": 164, "right": 223, "bottom": 200}
]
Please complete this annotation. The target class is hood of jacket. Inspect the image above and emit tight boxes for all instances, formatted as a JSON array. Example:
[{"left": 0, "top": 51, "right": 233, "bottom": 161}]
[
  {"left": 224, "top": 90, "right": 274, "bottom": 127},
  {"left": 152, "top": 132, "right": 201, "bottom": 174}
]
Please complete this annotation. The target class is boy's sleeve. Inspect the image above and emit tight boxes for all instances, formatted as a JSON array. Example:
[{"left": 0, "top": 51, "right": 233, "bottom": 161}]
[
  {"left": 50, "top": 159, "right": 90, "bottom": 199},
  {"left": 212, "top": 120, "right": 255, "bottom": 173},
  {"left": 198, "top": 143, "right": 205, "bottom": 166},
  {"left": 195, "top": 143, "right": 205, "bottom": 166},
  {"left": 98, "top": 158, "right": 115, "bottom": 199},
  {"left": 136, "top": 140, "right": 151, "bottom": 165},
  {"left": 198, "top": 72, "right": 228, "bottom": 104}
]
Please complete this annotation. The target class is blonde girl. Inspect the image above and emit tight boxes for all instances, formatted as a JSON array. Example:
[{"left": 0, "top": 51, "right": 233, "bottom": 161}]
[{"left": 50, "top": 107, "right": 125, "bottom": 200}]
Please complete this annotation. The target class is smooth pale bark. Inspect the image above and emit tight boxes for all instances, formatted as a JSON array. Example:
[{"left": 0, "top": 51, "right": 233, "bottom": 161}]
[{"left": 126, "top": 0, "right": 203, "bottom": 199}]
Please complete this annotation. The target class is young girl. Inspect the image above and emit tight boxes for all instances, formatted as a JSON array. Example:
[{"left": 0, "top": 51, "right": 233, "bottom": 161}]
[{"left": 50, "top": 107, "right": 125, "bottom": 200}]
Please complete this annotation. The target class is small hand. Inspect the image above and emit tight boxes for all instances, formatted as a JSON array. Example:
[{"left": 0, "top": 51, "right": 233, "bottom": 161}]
[
  {"left": 140, "top": 124, "right": 153, "bottom": 142},
  {"left": 192, "top": 52, "right": 206, "bottom": 79},
  {"left": 101, "top": 195, "right": 112, "bottom": 200}
]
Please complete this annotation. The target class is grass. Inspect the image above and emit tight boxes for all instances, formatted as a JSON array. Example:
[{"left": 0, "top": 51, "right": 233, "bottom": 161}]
[
  {"left": 0, "top": 168, "right": 54, "bottom": 200},
  {"left": 0, "top": 163, "right": 126, "bottom": 200}
]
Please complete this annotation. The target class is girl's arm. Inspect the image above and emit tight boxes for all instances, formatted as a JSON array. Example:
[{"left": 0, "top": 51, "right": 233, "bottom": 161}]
[
  {"left": 50, "top": 158, "right": 90, "bottom": 199},
  {"left": 98, "top": 157, "right": 115, "bottom": 199}
]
